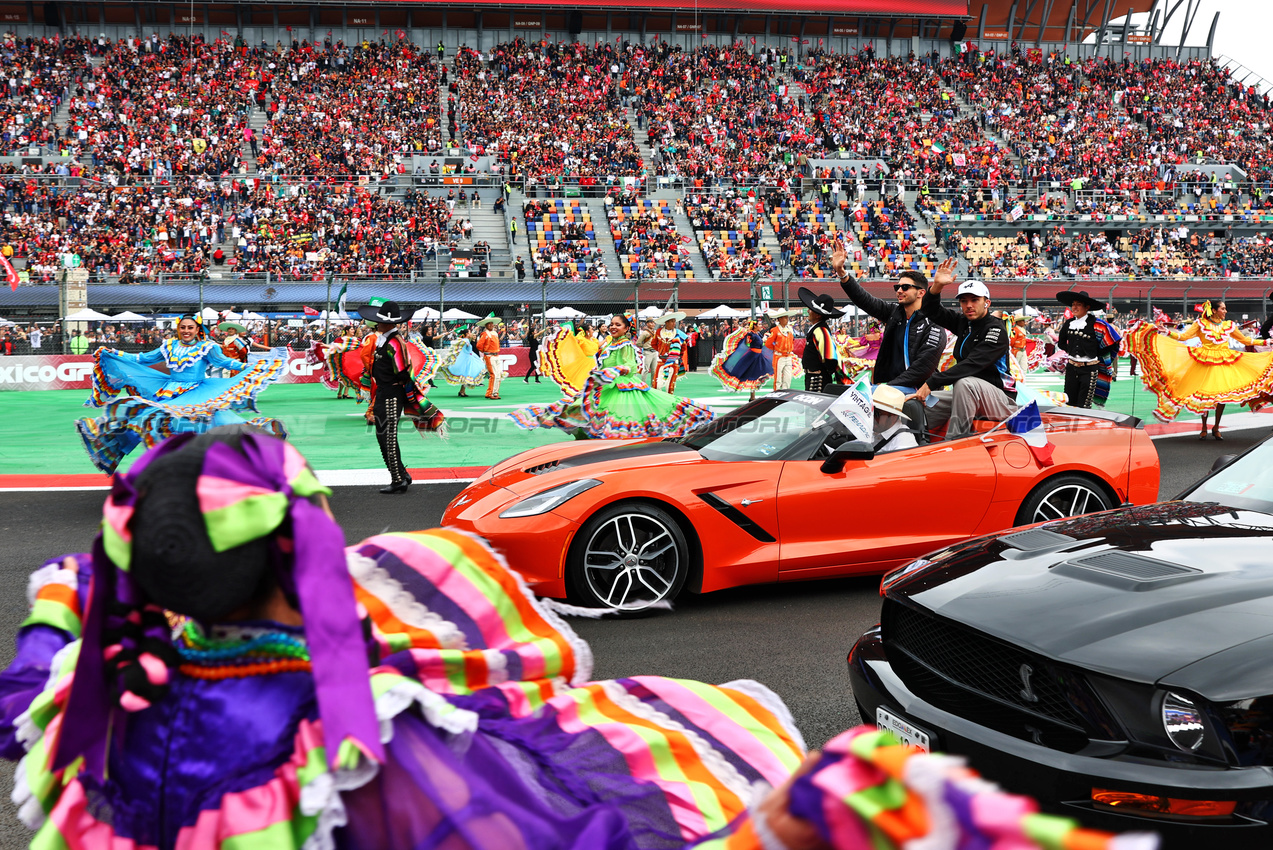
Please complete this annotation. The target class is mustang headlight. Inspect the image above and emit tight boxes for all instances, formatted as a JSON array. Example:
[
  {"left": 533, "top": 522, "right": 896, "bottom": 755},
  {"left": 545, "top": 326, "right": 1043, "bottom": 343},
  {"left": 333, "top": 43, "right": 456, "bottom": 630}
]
[
  {"left": 880, "top": 559, "right": 935, "bottom": 596},
  {"left": 1162, "top": 691, "right": 1207, "bottom": 752},
  {"left": 499, "top": 479, "right": 602, "bottom": 519}
]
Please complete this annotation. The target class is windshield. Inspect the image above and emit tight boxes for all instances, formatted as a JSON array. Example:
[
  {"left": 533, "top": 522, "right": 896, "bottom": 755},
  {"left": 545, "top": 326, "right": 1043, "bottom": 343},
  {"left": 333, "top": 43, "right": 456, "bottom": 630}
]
[
  {"left": 1182, "top": 439, "right": 1273, "bottom": 513},
  {"left": 678, "top": 393, "right": 845, "bottom": 461}
]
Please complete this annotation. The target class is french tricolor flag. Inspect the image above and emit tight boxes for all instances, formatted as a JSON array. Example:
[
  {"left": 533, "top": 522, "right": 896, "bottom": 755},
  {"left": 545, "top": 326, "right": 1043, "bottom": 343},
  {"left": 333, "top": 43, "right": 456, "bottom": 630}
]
[{"left": 1007, "top": 401, "right": 1054, "bottom": 466}]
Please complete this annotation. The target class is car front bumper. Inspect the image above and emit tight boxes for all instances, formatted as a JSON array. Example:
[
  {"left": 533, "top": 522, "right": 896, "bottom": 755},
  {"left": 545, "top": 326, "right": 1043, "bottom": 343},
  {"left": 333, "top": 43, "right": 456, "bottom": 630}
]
[{"left": 848, "top": 625, "right": 1273, "bottom": 848}]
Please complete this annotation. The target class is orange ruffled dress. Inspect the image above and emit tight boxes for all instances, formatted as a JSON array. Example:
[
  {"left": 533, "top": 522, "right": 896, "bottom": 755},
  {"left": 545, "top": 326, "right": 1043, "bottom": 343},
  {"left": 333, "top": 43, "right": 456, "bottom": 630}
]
[{"left": 1128, "top": 320, "right": 1273, "bottom": 421}]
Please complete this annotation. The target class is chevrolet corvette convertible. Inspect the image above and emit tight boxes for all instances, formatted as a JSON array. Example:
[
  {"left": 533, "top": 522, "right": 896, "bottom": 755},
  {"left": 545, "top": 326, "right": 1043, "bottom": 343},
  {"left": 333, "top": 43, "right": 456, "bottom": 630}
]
[
  {"left": 442, "top": 390, "right": 1159, "bottom": 613},
  {"left": 850, "top": 435, "right": 1273, "bottom": 848}
]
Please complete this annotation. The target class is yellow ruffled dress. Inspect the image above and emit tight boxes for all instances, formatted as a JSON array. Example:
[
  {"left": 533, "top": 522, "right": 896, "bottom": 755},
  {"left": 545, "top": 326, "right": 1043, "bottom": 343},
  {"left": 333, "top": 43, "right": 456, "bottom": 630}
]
[{"left": 1128, "top": 319, "right": 1273, "bottom": 421}]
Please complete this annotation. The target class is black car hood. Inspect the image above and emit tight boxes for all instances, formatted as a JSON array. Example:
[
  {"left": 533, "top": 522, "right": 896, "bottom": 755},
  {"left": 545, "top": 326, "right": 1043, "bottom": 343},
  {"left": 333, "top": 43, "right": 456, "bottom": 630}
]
[{"left": 893, "top": 502, "right": 1273, "bottom": 694}]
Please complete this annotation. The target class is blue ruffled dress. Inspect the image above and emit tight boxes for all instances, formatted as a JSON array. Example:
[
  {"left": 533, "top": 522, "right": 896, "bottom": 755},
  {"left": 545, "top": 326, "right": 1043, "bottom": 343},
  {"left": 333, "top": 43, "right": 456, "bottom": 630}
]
[{"left": 76, "top": 339, "right": 288, "bottom": 473}]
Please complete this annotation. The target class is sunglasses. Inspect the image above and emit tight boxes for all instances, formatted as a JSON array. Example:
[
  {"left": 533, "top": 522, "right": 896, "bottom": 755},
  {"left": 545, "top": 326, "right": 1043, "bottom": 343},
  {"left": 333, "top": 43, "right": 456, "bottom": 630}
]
[{"left": 893, "top": 283, "right": 920, "bottom": 292}]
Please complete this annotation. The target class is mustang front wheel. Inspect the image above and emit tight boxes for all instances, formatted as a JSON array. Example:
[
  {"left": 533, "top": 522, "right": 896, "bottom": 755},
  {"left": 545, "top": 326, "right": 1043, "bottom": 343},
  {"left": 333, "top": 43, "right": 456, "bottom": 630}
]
[
  {"left": 1015, "top": 475, "right": 1113, "bottom": 526},
  {"left": 568, "top": 504, "right": 689, "bottom": 613}
]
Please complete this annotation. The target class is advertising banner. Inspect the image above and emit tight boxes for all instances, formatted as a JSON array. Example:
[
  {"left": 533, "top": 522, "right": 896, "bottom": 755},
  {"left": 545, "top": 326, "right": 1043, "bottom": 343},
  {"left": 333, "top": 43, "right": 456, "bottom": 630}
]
[{"left": 0, "top": 347, "right": 534, "bottom": 390}]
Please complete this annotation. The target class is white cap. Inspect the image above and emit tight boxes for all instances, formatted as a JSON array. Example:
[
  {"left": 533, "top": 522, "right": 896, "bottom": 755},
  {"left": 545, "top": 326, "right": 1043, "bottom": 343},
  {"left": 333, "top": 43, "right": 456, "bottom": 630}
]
[{"left": 956, "top": 280, "right": 990, "bottom": 299}]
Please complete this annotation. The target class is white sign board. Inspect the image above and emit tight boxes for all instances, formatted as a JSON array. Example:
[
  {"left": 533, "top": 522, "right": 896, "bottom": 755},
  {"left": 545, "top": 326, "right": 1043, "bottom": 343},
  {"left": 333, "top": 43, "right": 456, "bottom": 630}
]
[{"left": 826, "top": 376, "right": 873, "bottom": 443}]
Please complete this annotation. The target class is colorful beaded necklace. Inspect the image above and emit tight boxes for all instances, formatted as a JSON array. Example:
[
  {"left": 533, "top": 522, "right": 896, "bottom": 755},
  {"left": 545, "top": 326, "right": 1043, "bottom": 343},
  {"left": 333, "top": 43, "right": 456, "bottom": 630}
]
[{"left": 176, "top": 622, "right": 312, "bottom": 680}]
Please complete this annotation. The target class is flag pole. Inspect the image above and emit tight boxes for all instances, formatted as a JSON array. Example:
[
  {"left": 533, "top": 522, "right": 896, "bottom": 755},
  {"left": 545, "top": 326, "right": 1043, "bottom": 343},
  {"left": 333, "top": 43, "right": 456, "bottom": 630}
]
[{"left": 324, "top": 271, "right": 333, "bottom": 342}]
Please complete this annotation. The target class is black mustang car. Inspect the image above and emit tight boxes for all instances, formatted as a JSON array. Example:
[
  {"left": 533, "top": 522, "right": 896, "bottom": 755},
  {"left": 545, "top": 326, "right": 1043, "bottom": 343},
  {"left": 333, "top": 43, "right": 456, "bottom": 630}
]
[{"left": 850, "top": 437, "right": 1273, "bottom": 848}]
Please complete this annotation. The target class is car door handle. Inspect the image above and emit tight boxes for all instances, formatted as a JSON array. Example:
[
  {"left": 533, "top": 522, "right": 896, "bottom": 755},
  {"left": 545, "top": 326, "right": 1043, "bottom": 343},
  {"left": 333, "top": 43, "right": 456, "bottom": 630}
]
[{"left": 740, "top": 498, "right": 763, "bottom": 506}]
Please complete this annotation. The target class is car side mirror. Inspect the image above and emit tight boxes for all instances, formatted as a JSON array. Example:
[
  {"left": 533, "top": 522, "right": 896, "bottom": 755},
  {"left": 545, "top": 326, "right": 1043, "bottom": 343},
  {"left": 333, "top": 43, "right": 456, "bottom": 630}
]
[
  {"left": 820, "top": 440, "right": 875, "bottom": 474},
  {"left": 1211, "top": 454, "right": 1237, "bottom": 473}
]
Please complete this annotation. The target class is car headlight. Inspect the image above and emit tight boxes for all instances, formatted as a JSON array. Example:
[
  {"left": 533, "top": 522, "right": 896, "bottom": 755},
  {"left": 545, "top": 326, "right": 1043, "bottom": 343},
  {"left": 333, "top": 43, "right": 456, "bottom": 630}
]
[
  {"left": 1162, "top": 691, "right": 1207, "bottom": 752},
  {"left": 880, "top": 558, "right": 935, "bottom": 596},
  {"left": 499, "top": 479, "right": 602, "bottom": 519}
]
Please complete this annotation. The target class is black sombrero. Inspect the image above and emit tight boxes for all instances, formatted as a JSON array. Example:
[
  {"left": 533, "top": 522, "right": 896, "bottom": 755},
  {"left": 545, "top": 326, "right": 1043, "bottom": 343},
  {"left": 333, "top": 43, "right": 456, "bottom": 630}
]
[
  {"left": 798, "top": 287, "right": 845, "bottom": 319},
  {"left": 1056, "top": 290, "right": 1104, "bottom": 311},
  {"left": 357, "top": 300, "right": 407, "bottom": 324}
]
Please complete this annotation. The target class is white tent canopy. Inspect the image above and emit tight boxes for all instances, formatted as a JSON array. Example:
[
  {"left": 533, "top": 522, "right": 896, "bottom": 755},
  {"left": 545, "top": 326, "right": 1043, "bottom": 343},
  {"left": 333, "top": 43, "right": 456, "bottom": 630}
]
[
  {"left": 200, "top": 307, "right": 220, "bottom": 321},
  {"left": 1011, "top": 306, "right": 1041, "bottom": 317},
  {"left": 220, "top": 310, "right": 241, "bottom": 321},
  {"left": 553, "top": 306, "right": 587, "bottom": 318},
  {"left": 636, "top": 305, "right": 663, "bottom": 318},
  {"left": 111, "top": 311, "right": 149, "bottom": 322},
  {"left": 242, "top": 311, "right": 266, "bottom": 320},
  {"left": 442, "top": 308, "right": 479, "bottom": 321},
  {"left": 695, "top": 304, "right": 746, "bottom": 319},
  {"left": 412, "top": 306, "right": 441, "bottom": 320},
  {"left": 64, "top": 308, "right": 114, "bottom": 321}
]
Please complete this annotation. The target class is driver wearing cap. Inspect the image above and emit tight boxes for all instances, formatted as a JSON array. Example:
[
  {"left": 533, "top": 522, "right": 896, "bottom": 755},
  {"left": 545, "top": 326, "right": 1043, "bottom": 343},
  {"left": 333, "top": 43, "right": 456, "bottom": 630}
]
[{"left": 912, "top": 259, "right": 1017, "bottom": 440}]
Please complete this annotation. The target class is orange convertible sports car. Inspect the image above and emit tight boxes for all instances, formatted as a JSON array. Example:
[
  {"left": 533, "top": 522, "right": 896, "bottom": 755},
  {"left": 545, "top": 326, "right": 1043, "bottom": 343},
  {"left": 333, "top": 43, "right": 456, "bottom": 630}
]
[{"left": 442, "top": 390, "right": 1160, "bottom": 613}]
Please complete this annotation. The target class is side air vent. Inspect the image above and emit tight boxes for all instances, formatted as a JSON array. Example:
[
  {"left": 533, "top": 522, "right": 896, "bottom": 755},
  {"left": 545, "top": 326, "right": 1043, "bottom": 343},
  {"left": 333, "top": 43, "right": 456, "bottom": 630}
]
[
  {"left": 525, "top": 460, "right": 561, "bottom": 475},
  {"left": 1000, "top": 528, "right": 1075, "bottom": 551}
]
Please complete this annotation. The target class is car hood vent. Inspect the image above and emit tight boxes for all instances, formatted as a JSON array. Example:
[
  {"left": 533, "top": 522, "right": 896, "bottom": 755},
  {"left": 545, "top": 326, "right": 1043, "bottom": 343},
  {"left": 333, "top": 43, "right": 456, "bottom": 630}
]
[
  {"left": 525, "top": 460, "right": 561, "bottom": 475},
  {"left": 1053, "top": 550, "right": 1202, "bottom": 589},
  {"left": 1000, "top": 528, "right": 1075, "bottom": 551}
]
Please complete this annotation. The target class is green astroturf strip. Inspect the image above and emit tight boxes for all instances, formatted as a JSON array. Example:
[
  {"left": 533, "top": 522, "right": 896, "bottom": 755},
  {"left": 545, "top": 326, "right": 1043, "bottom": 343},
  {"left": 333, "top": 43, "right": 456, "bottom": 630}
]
[{"left": 0, "top": 364, "right": 1194, "bottom": 476}]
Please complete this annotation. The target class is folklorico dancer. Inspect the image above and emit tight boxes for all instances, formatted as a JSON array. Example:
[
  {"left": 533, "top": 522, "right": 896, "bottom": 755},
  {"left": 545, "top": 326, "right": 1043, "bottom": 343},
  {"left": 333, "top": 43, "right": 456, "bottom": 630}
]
[
  {"left": 1009, "top": 315, "right": 1031, "bottom": 377},
  {"left": 510, "top": 312, "right": 715, "bottom": 439},
  {"left": 535, "top": 323, "right": 595, "bottom": 396},
  {"left": 0, "top": 429, "right": 1149, "bottom": 850},
  {"left": 76, "top": 314, "right": 287, "bottom": 474},
  {"left": 356, "top": 300, "right": 444, "bottom": 494},
  {"left": 215, "top": 321, "right": 266, "bottom": 365},
  {"left": 437, "top": 325, "right": 486, "bottom": 397},
  {"left": 710, "top": 319, "right": 774, "bottom": 400},
  {"left": 764, "top": 308, "right": 803, "bottom": 390},
  {"left": 1129, "top": 298, "right": 1272, "bottom": 438},
  {"left": 475, "top": 316, "right": 503, "bottom": 400},
  {"left": 1055, "top": 290, "right": 1122, "bottom": 410},
  {"left": 652, "top": 311, "right": 688, "bottom": 393},
  {"left": 798, "top": 287, "right": 843, "bottom": 392},
  {"left": 308, "top": 327, "right": 367, "bottom": 401}
]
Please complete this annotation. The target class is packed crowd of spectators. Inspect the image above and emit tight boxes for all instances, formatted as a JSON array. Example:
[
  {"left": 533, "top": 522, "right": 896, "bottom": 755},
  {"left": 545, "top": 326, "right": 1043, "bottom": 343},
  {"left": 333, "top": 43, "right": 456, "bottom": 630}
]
[
  {"left": 0, "top": 33, "right": 89, "bottom": 155},
  {"left": 685, "top": 191, "right": 775, "bottom": 278},
  {"left": 637, "top": 43, "right": 821, "bottom": 185},
  {"left": 452, "top": 40, "right": 642, "bottom": 184},
  {"left": 606, "top": 197, "right": 693, "bottom": 279}
]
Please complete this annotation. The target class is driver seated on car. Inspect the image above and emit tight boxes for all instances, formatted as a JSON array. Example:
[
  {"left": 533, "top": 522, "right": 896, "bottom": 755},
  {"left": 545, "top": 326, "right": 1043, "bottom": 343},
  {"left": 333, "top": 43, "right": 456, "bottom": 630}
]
[
  {"left": 872, "top": 384, "right": 919, "bottom": 453},
  {"left": 912, "top": 261, "right": 1017, "bottom": 441}
]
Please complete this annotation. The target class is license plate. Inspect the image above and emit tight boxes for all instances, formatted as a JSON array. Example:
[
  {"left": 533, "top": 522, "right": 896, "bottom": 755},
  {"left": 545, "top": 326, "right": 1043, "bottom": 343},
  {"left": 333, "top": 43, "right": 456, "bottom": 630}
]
[{"left": 876, "top": 707, "right": 932, "bottom": 752}]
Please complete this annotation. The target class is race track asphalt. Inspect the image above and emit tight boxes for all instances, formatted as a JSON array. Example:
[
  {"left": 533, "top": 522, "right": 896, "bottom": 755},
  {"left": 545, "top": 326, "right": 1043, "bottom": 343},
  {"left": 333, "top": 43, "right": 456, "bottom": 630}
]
[{"left": 0, "top": 429, "right": 1259, "bottom": 847}]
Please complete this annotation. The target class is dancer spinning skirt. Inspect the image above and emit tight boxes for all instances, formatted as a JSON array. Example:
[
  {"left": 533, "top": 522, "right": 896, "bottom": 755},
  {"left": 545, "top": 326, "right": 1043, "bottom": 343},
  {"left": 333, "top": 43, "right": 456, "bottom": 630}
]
[
  {"left": 710, "top": 321, "right": 774, "bottom": 395},
  {"left": 0, "top": 429, "right": 1148, "bottom": 850},
  {"left": 437, "top": 327, "right": 487, "bottom": 395},
  {"left": 537, "top": 324, "right": 596, "bottom": 395},
  {"left": 309, "top": 331, "right": 367, "bottom": 400},
  {"left": 1129, "top": 299, "right": 1273, "bottom": 430},
  {"left": 512, "top": 314, "right": 716, "bottom": 439},
  {"left": 76, "top": 314, "right": 287, "bottom": 474},
  {"left": 838, "top": 329, "right": 881, "bottom": 378}
]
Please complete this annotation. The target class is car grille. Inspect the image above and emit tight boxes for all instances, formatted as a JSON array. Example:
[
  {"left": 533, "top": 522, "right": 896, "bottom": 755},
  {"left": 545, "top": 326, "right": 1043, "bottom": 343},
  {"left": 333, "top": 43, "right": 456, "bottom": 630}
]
[{"left": 883, "top": 599, "right": 1116, "bottom": 745}]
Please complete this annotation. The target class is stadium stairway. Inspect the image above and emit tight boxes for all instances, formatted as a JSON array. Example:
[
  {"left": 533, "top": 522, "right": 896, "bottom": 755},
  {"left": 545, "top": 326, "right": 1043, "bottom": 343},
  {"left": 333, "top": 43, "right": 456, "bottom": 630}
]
[
  {"left": 625, "top": 106, "right": 657, "bottom": 172},
  {"left": 585, "top": 197, "right": 625, "bottom": 283}
]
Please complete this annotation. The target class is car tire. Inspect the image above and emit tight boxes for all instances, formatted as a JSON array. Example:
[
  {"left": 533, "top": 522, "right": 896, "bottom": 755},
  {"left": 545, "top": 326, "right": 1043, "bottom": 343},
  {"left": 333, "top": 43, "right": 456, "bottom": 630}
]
[
  {"left": 1014, "top": 475, "right": 1114, "bottom": 526},
  {"left": 567, "top": 502, "right": 690, "bottom": 615}
]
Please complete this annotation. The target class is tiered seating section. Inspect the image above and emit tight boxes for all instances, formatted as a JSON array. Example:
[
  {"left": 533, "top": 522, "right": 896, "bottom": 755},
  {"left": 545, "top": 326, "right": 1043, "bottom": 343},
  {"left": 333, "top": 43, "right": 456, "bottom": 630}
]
[
  {"left": 607, "top": 198, "right": 694, "bottom": 280},
  {"left": 10, "top": 33, "right": 1273, "bottom": 282},
  {"left": 523, "top": 200, "right": 608, "bottom": 281}
]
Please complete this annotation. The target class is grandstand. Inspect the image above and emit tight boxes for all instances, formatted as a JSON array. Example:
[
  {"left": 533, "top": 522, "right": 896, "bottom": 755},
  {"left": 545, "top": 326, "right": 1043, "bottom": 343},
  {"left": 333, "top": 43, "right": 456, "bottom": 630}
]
[{"left": 5, "top": 0, "right": 1273, "bottom": 331}]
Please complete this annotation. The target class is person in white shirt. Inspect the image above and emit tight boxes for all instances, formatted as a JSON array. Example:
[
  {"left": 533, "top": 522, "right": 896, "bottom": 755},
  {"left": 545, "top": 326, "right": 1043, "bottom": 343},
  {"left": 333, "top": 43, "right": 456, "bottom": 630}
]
[{"left": 872, "top": 384, "right": 918, "bottom": 452}]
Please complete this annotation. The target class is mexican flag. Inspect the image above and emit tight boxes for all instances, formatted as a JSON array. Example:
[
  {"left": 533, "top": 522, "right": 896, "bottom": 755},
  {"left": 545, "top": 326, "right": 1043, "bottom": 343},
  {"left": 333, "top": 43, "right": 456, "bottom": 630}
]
[
  {"left": 930, "top": 142, "right": 946, "bottom": 154},
  {"left": 336, "top": 281, "right": 348, "bottom": 318}
]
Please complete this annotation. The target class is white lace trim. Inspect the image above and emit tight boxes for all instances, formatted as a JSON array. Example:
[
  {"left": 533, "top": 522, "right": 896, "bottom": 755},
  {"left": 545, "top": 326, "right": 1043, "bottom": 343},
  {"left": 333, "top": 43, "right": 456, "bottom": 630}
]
[
  {"left": 598, "top": 680, "right": 756, "bottom": 807},
  {"left": 12, "top": 757, "right": 44, "bottom": 830},
  {"left": 373, "top": 679, "right": 478, "bottom": 742},
  {"left": 344, "top": 551, "right": 467, "bottom": 650},
  {"left": 746, "top": 781, "right": 792, "bottom": 850},
  {"left": 718, "top": 680, "right": 808, "bottom": 755},
  {"left": 25, "top": 563, "right": 77, "bottom": 608},
  {"left": 443, "top": 528, "right": 595, "bottom": 687},
  {"left": 539, "top": 598, "right": 674, "bottom": 618}
]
